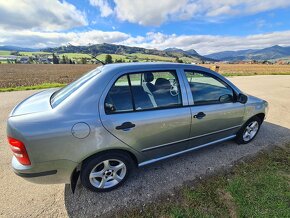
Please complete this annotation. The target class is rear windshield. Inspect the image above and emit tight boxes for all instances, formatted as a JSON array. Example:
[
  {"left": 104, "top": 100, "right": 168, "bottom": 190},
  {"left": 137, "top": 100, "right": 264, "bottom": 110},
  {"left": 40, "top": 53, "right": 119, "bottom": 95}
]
[{"left": 50, "top": 66, "right": 102, "bottom": 108}]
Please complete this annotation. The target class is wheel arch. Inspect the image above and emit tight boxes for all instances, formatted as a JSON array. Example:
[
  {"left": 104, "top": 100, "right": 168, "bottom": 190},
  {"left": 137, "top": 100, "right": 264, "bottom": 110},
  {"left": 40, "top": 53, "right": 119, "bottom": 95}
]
[
  {"left": 79, "top": 148, "right": 139, "bottom": 170},
  {"left": 255, "top": 113, "right": 265, "bottom": 123}
]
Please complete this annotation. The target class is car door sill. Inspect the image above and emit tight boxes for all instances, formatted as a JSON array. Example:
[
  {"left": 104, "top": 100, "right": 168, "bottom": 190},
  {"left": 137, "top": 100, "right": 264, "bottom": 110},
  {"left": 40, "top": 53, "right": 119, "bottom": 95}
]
[
  {"left": 141, "top": 125, "right": 241, "bottom": 152},
  {"left": 138, "top": 135, "right": 236, "bottom": 167}
]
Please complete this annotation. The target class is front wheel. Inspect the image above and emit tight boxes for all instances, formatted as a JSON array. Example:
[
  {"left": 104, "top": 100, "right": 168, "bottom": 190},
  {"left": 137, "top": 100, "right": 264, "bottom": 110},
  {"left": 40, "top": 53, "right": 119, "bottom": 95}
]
[
  {"left": 80, "top": 152, "right": 133, "bottom": 192},
  {"left": 235, "top": 116, "right": 261, "bottom": 144}
]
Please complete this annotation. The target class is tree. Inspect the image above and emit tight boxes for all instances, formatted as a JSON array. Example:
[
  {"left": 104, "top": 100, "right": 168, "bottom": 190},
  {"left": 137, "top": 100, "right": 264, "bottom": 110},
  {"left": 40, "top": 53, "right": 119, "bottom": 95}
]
[
  {"left": 28, "top": 57, "right": 34, "bottom": 64},
  {"left": 52, "top": 53, "right": 59, "bottom": 64},
  {"left": 105, "top": 54, "right": 113, "bottom": 64},
  {"left": 81, "top": 58, "right": 87, "bottom": 64},
  {"left": 175, "top": 57, "right": 183, "bottom": 63},
  {"left": 61, "top": 55, "right": 66, "bottom": 64}
]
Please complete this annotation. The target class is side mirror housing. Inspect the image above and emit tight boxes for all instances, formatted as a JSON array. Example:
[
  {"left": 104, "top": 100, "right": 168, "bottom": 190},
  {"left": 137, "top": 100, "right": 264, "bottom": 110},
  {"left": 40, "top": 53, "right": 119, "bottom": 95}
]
[{"left": 237, "top": 93, "right": 248, "bottom": 104}]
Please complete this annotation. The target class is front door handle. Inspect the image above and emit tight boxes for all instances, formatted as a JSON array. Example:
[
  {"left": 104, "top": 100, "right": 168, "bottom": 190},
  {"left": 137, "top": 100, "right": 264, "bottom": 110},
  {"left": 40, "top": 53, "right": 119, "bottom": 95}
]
[
  {"left": 193, "top": 112, "right": 206, "bottom": 119},
  {"left": 116, "top": 122, "right": 136, "bottom": 130}
]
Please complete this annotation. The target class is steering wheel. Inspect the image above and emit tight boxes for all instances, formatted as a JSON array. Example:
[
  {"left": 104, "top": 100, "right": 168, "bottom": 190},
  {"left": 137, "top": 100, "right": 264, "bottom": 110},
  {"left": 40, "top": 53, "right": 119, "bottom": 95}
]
[{"left": 170, "top": 81, "right": 179, "bottom": 97}]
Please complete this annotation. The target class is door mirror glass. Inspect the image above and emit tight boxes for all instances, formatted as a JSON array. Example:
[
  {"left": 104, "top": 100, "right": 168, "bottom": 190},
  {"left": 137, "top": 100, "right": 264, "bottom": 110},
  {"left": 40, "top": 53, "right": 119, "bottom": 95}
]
[
  {"left": 237, "top": 93, "right": 248, "bottom": 104},
  {"left": 219, "top": 94, "right": 233, "bottom": 103}
]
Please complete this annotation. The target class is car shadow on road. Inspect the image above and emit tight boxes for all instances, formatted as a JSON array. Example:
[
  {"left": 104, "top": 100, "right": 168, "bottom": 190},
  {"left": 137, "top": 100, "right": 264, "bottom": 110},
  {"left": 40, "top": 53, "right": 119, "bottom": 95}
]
[{"left": 64, "top": 121, "right": 290, "bottom": 218}]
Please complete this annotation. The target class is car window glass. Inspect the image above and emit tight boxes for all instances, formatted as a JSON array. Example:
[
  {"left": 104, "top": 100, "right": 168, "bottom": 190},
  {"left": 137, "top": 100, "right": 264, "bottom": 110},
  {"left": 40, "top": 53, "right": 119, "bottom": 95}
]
[
  {"left": 50, "top": 67, "right": 102, "bottom": 108},
  {"left": 104, "top": 75, "right": 133, "bottom": 114},
  {"left": 130, "top": 71, "right": 182, "bottom": 110},
  {"left": 185, "top": 71, "right": 233, "bottom": 105}
]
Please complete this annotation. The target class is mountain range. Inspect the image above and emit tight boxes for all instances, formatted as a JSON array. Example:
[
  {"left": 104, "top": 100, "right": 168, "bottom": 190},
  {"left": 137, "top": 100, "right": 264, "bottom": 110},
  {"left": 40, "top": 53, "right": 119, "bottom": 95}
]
[
  {"left": 0, "top": 45, "right": 39, "bottom": 52},
  {"left": 205, "top": 45, "right": 290, "bottom": 61},
  {"left": 42, "top": 43, "right": 212, "bottom": 62},
  {"left": 1, "top": 44, "right": 290, "bottom": 62}
]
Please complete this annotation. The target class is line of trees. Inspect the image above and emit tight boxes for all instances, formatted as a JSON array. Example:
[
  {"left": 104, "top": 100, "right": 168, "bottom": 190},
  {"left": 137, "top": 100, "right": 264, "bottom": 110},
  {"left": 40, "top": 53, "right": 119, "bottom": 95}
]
[{"left": 52, "top": 53, "right": 75, "bottom": 64}]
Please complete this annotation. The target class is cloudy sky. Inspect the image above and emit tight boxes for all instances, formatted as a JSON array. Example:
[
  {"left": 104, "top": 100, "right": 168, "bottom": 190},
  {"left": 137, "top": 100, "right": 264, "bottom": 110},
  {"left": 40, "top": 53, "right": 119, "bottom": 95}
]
[{"left": 0, "top": 0, "right": 290, "bottom": 54}]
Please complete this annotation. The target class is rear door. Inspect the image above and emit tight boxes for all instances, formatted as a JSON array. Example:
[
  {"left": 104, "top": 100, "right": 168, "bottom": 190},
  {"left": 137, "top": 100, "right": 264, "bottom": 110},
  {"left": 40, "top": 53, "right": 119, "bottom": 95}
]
[
  {"left": 182, "top": 70, "right": 245, "bottom": 146},
  {"left": 99, "top": 69, "right": 192, "bottom": 159}
]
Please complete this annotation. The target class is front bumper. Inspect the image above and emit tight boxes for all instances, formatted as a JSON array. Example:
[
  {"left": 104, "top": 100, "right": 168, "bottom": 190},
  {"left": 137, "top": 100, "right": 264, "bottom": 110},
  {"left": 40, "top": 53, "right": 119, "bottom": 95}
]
[{"left": 12, "top": 156, "right": 78, "bottom": 184}]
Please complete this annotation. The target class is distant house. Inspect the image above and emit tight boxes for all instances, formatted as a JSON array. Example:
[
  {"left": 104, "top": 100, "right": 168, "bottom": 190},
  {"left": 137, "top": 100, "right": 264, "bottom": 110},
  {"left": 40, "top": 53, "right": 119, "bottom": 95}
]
[
  {"left": 38, "top": 57, "right": 51, "bottom": 64},
  {"left": 19, "top": 57, "right": 30, "bottom": 64},
  {"left": 0, "top": 55, "right": 17, "bottom": 62}
]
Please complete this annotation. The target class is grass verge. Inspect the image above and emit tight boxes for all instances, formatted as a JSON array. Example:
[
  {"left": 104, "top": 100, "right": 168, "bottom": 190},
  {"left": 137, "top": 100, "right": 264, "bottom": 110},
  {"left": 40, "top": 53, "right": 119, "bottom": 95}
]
[
  {"left": 120, "top": 144, "right": 290, "bottom": 218},
  {"left": 0, "top": 83, "right": 66, "bottom": 92}
]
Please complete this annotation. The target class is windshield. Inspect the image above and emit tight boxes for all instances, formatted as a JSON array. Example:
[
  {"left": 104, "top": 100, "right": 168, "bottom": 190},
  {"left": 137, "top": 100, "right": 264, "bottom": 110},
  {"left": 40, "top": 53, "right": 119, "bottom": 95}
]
[{"left": 50, "top": 66, "right": 102, "bottom": 108}]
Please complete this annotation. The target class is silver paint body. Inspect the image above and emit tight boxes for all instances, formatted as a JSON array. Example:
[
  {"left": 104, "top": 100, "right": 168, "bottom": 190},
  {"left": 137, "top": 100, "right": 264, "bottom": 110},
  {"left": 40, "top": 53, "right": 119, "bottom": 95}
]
[{"left": 7, "top": 63, "right": 268, "bottom": 184}]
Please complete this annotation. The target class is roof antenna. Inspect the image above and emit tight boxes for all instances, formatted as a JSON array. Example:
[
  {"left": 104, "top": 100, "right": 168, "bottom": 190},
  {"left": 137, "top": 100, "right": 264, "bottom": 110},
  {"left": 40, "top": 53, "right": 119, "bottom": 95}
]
[{"left": 91, "top": 54, "right": 105, "bottom": 65}]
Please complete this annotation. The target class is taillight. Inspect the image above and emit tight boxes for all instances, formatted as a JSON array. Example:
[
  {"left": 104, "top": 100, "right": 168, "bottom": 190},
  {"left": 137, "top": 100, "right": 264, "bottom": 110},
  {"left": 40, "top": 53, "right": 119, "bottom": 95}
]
[{"left": 8, "top": 137, "right": 31, "bottom": 165}]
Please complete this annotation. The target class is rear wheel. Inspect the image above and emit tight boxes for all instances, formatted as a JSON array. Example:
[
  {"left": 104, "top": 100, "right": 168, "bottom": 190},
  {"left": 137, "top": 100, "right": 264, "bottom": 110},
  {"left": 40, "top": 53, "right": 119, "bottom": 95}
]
[
  {"left": 235, "top": 116, "right": 261, "bottom": 144},
  {"left": 80, "top": 152, "right": 133, "bottom": 192}
]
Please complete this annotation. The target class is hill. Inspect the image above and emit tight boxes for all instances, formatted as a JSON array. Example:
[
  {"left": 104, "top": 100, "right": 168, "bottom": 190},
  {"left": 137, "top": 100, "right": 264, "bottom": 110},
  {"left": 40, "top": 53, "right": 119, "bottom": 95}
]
[
  {"left": 0, "top": 45, "right": 39, "bottom": 52},
  {"left": 205, "top": 45, "right": 290, "bottom": 61},
  {"left": 42, "top": 43, "right": 213, "bottom": 63}
]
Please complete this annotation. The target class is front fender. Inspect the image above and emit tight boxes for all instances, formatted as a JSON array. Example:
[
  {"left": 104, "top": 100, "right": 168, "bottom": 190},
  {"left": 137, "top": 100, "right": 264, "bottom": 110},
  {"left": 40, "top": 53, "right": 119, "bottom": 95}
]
[{"left": 243, "top": 95, "right": 268, "bottom": 122}]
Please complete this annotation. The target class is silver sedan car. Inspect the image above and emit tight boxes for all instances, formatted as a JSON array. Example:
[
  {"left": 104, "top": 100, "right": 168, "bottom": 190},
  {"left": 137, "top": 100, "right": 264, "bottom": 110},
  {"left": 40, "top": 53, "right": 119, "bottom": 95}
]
[{"left": 7, "top": 63, "right": 268, "bottom": 192}]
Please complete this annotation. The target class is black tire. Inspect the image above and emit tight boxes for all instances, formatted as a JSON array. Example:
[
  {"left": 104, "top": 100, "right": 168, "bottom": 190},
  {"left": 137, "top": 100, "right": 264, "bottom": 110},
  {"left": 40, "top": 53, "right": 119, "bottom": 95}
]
[
  {"left": 235, "top": 116, "right": 262, "bottom": 144},
  {"left": 80, "top": 151, "right": 134, "bottom": 192}
]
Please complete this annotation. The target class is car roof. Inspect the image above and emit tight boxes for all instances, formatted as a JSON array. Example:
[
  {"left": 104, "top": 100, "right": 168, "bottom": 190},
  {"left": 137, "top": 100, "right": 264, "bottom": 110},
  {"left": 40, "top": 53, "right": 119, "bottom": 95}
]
[{"left": 101, "top": 62, "right": 198, "bottom": 72}]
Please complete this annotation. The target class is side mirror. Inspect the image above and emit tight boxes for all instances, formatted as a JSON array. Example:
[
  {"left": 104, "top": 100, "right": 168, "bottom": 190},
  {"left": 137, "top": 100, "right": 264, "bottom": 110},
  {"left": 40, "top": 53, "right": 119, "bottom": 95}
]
[
  {"left": 219, "top": 94, "right": 233, "bottom": 103},
  {"left": 237, "top": 93, "right": 248, "bottom": 104}
]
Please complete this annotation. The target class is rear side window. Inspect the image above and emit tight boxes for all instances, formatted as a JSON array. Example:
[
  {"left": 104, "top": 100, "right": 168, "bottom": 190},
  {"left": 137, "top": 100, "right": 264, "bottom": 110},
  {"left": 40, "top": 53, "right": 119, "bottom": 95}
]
[
  {"left": 104, "top": 70, "right": 182, "bottom": 114},
  {"left": 185, "top": 71, "right": 234, "bottom": 105},
  {"left": 105, "top": 75, "right": 134, "bottom": 114}
]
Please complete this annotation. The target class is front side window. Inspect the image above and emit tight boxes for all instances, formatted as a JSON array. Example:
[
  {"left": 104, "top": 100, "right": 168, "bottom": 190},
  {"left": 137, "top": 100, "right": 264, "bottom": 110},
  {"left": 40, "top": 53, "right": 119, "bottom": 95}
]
[
  {"left": 185, "top": 71, "right": 234, "bottom": 105},
  {"left": 104, "top": 70, "right": 182, "bottom": 114}
]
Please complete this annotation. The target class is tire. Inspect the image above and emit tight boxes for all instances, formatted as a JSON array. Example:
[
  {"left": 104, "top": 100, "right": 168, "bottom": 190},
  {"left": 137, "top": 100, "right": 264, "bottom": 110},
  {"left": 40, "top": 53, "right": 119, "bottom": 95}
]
[
  {"left": 80, "top": 152, "right": 134, "bottom": 192},
  {"left": 235, "top": 116, "right": 262, "bottom": 144}
]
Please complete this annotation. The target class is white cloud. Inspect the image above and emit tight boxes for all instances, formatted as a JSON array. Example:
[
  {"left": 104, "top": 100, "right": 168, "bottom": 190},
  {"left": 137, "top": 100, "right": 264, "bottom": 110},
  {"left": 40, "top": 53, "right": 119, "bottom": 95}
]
[
  {"left": 90, "top": 0, "right": 290, "bottom": 26},
  {"left": 89, "top": 0, "right": 113, "bottom": 17},
  {"left": 1, "top": 28, "right": 290, "bottom": 55},
  {"left": 0, "top": 0, "right": 87, "bottom": 31},
  {"left": 134, "top": 31, "right": 290, "bottom": 54},
  {"left": 0, "top": 28, "right": 130, "bottom": 48}
]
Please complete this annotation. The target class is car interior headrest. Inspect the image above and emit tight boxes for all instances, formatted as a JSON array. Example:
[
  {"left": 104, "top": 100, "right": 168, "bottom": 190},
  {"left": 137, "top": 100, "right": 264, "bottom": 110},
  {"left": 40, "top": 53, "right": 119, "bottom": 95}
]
[
  {"left": 155, "top": 78, "right": 171, "bottom": 89},
  {"left": 143, "top": 72, "right": 154, "bottom": 83}
]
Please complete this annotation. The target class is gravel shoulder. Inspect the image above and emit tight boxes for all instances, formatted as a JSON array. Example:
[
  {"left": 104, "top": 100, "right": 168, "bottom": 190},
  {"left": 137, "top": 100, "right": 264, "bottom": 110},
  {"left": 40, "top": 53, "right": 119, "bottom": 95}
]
[{"left": 0, "top": 75, "right": 290, "bottom": 217}]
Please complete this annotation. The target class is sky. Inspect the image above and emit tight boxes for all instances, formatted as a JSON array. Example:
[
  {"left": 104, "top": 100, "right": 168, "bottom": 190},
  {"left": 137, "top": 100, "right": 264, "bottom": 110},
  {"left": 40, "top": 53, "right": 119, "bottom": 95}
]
[{"left": 0, "top": 0, "right": 290, "bottom": 55}]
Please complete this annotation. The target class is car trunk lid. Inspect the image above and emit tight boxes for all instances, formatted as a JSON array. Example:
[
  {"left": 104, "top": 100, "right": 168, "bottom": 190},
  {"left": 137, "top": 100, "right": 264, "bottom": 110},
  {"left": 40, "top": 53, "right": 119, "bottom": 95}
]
[{"left": 10, "top": 88, "right": 58, "bottom": 117}]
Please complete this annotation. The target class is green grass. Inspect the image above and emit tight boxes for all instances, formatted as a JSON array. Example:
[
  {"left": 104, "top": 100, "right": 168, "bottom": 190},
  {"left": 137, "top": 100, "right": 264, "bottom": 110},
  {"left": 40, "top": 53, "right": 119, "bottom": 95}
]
[
  {"left": 128, "top": 53, "right": 175, "bottom": 62},
  {"left": 120, "top": 145, "right": 290, "bottom": 217},
  {"left": 19, "top": 51, "right": 52, "bottom": 56},
  {"left": 0, "top": 83, "right": 66, "bottom": 92},
  {"left": 61, "top": 53, "right": 91, "bottom": 59},
  {"left": 0, "top": 50, "right": 11, "bottom": 56},
  {"left": 96, "top": 53, "right": 129, "bottom": 62}
]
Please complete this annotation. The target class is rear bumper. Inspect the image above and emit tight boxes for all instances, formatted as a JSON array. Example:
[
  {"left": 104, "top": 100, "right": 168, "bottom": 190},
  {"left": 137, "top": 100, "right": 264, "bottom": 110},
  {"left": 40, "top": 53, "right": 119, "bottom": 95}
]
[{"left": 12, "top": 156, "right": 78, "bottom": 184}]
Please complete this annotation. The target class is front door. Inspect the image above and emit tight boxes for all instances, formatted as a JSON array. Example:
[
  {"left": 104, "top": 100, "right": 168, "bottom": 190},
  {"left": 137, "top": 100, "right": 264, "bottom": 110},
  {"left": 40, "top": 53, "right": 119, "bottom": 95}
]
[
  {"left": 99, "top": 70, "right": 191, "bottom": 159},
  {"left": 183, "top": 70, "right": 245, "bottom": 146}
]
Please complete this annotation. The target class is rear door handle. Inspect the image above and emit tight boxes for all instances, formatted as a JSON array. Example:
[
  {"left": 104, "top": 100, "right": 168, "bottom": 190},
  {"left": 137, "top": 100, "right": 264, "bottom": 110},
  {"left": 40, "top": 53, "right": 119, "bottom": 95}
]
[
  {"left": 193, "top": 112, "right": 206, "bottom": 119},
  {"left": 116, "top": 122, "right": 136, "bottom": 130}
]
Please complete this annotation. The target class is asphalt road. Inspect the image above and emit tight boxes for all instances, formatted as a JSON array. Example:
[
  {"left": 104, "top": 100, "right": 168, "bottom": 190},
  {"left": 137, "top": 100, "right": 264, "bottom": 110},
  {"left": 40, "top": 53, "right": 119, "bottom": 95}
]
[{"left": 1, "top": 75, "right": 290, "bottom": 217}]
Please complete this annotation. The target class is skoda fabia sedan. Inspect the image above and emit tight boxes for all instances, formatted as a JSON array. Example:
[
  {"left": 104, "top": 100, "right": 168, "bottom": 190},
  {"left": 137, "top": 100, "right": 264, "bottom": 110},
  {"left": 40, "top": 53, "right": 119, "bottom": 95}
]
[{"left": 7, "top": 63, "right": 268, "bottom": 192}]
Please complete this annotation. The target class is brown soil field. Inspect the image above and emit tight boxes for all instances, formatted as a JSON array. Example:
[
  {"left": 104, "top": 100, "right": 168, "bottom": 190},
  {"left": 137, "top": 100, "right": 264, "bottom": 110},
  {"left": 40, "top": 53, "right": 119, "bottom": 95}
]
[
  {"left": 202, "top": 63, "right": 290, "bottom": 76},
  {"left": 0, "top": 64, "right": 290, "bottom": 88},
  {"left": 0, "top": 64, "right": 96, "bottom": 88}
]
